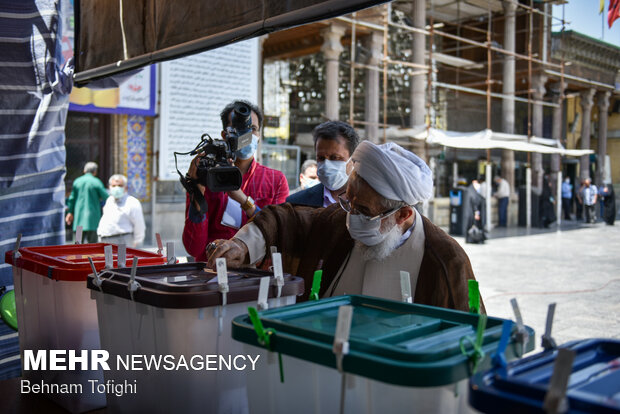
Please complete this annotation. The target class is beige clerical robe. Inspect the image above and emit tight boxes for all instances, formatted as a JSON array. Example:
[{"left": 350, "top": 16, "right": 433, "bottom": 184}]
[{"left": 326, "top": 208, "right": 425, "bottom": 300}]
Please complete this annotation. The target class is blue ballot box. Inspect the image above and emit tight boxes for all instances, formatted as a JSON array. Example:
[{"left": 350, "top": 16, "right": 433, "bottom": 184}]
[{"left": 469, "top": 338, "right": 620, "bottom": 413}]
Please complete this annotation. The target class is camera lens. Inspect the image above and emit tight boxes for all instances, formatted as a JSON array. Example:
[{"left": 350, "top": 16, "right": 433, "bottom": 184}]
[{"left": 231, "top": 103, "right": 252, "bottom": 132}]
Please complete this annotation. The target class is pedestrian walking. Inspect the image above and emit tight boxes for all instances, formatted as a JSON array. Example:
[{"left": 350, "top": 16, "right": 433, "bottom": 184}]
[
  {"left": 65, "top": 162, "right": 109, "bottom": 243},
  {"left": 494, "top": 176, "right": 510, "bottom": 227},
  {"left": 581, "top": 178, "right": 598, "bottom": 224},
  {"left": 600, "top": 183, "right": 616, "bottom": 226},
  {"left": 561, "top": 177, "right": 573, "bottom": 220},
  {"left": 97, "top": 174, "right": 146, "bottom": 247}
]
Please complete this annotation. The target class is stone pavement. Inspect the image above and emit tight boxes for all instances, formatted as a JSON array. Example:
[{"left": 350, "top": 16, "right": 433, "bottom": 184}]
[{"left": 455, "top": 219, "right": 620, "bottom": 354}]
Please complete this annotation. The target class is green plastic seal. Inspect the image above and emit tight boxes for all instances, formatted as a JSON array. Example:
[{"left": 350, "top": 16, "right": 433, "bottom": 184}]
[{"left": 0, "top": 290, "right": 17, "bottom": 331}]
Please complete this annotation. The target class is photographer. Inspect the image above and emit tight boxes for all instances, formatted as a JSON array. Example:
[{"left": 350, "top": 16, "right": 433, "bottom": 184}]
[{"left": 182, "top": 100, "right": 289, "bottom": 261}]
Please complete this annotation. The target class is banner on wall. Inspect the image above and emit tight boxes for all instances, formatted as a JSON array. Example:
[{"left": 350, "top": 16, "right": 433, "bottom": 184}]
[
  {"left": 158, "top": 38, "right": 259, "bottom": 181},
  {"left": 62, "top": 0, "right": 156, "bottom": 116},
  {"left": 69, "top": 65, "right": 156, "bottom": 116}
]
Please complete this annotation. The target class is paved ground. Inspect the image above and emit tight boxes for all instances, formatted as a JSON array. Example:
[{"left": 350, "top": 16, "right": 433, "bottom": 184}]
[{"left": 454, "top": 218, "right": 620, "bottom": 354}]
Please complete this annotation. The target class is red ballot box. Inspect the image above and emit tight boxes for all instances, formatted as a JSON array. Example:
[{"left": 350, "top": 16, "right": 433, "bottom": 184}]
[{"left": 4, "top": 243, "right": 167, "bottom": 413}]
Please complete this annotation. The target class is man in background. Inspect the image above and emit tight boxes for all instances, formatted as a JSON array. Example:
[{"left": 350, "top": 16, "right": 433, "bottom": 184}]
[
  {"left": 581, "top": 178, "right": 598, "bottom": 224},
  {"left": 561, "top": 177, "right": 573, "bottom": 220},
  {"left": 66, "top": 162, "right": 109, "bottom": 243},
  {"left": 286, "top": 120, "right": 359, "bottom": 207},
  {"left": 289, "top": 159, "right": 318, "bottom": 195},
  {"left": 493, "top": 175, "right": 510, "bottom": 227},
  {"left": 97, "top": 174, "right": 145, "bottom": 247}
]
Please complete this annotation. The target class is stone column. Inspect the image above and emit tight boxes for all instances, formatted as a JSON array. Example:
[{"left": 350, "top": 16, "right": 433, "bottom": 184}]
[
  {"left": 409, "top": 0, "right": 427, "bottom": 160},
  {"left": 579, "top": 89, "right": 595, "bottom": 181},
  {"left": 321, "top": 24, "right": 345, "bottom": 120},
  {"left": 531, "top": 74, "right": 547, "bottom": 191},
  {"left": 501, "top": 0, "right": 518, "bottom": 193},
  {"left": 550, "top": 81, "right": 565, "bottom": 194},
  {"left": 596, "top": 91, "right": 610, "bottom": 186},
  {"left": 364, "top": 31, "right": 382, "bottom": 143}
]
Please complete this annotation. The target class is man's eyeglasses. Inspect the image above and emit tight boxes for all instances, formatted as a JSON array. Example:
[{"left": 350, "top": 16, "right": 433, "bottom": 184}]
[{"left": 338, "top": 194, "right": 403, "bottom": 222}]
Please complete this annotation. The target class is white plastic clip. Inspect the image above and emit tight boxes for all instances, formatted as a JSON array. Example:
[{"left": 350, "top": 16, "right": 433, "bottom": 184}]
[
  {"left": 257, "top": 276, "right": 270, "bottom": 311},
  {"left": 270, "top": 246, "right": 278, "bottom": 256},
  {"left": 542, "top": 303, "right": 558, "bottom": 351},
  {"left": 104, "top": 245, "right": 114, "bottom": 269},
  {"left": 117, "top": 244, "right": 127, "bottom": 268},
  {"left": 400, "top": 271, "right": 413, "bottom": 303},
  {"left": 88, "top": 257, "right": 103, "bottom": 291},
  {"left": 333, "top": 305, "right": 353, "bottom": 373},
  {"left": 127, "top": 257, "right": 141, "bottom": 301},
  {"left": 13, "top": 234, "right": 22, "bottom": 264},
  {"left": 510, "top": 298, "right": 529, "bottom": 356},
  {"left": 334, "top": 305, "right": 353, "bottom": 414},
  {"left": 216, "top": 258, "right": 229, "bottom": 336},
  {"left": 216, "top": 258, "right": 229, "bottom": 304},
  {"left": 272, "top": 252, "right": 284, "bottom": 298},
  {"left": 166, "top": 241, "right": 176, "bottom": 264},
  {"left": 156, "top": 233, "right": 164, "bottom": 255},
  {"left": 543, "top": 348, "right": 575, "bottom": 414},
  {"left": 75, "top": 226, "right": 83, "bottom": 244}
]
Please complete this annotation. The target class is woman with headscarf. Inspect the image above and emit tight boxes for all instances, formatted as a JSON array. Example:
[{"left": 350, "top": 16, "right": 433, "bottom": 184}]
[
  {"left": 539, "top": 175, "right": 556, "bottom": 228},
  {"left": 465, "top": 180, "right": 486, "bottom": 244},
  {"left": 600, "top": 183, "right": 616, "bottom": 225}
]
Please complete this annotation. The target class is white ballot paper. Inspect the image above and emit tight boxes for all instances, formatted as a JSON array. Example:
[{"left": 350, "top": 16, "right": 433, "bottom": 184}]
[{"left": 221, "top": 198, "right": 242, "bottom": 229}]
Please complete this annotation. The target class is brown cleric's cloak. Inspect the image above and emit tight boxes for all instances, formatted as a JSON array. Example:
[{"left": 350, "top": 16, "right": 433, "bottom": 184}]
[{"left": 252, "top": 203, "right": 485, "bottom": 313}]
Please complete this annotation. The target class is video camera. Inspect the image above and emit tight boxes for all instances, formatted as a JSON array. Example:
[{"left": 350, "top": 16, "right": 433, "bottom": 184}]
[{"left": 174, "top": 102, "right": 254, "bottom": 213}]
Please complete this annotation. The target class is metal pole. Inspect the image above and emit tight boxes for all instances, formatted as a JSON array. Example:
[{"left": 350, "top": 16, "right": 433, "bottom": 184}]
[
  {"left": 486, "top": 163, "right": 492, "bottom": 231},
  {"left": 486, "top": 4, "right": 492, "bottom": 163},
  {"left": 150, "top": 65, "right": 162, "bottom": 247},
  {"left": 556, "top": 171, "right": 562, "bottom": 229},
  {"left": 452, "top": 162, "right": 458, "bottom": 189},
  {"left": 526, "top": 167, "right": 532, "bottom": 229},
  {"left": 428, "top": 14, "right": 434, "bottom": 129},
  {"left": 382, "top": 4, "right": 389, "bottom": 143},
  {"left": 433, "top": 81, "right": 559, "bottom": 108},
  {"left": 348, "top": 13, "right": 356, "bottom": 126},
  {"left": 526, "top": 1, "right": 533, "bottom": 227}
]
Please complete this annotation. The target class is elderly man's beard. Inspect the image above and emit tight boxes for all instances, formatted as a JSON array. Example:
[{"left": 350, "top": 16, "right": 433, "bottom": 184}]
[{"left": 356, "top": 216, "right": 403, "bottom": 262}]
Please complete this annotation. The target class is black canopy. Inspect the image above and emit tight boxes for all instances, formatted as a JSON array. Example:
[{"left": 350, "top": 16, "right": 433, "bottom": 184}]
[{"left": 75, "top": 0, "right": 389, "bottom": 85}]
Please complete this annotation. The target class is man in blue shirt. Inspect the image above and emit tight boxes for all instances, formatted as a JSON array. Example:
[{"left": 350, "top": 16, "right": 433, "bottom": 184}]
[{"left": 561, "top": 177, "right": 573, "bottom": 220}]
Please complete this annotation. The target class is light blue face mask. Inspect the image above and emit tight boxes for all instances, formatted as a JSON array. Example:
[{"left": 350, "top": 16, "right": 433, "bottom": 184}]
[
  {"left": 110, "top": 186, "right": 125, "bottom": 199},
  {"left": 235, "top": 135, "right": 259, "bottom": 160},
  {"left": 304, "top": 178, "right": 320, "bottom": 188},
  {"left": 317, "top": 160, "right": 348, "bottom": 191},
  {"left": 346, "top": 210, "right": 398, "bottom": 246}
]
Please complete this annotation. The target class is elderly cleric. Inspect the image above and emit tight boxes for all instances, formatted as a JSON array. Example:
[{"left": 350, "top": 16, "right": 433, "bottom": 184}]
[{"left": 207, "top": 141, "right": 483, "bottom": 312}]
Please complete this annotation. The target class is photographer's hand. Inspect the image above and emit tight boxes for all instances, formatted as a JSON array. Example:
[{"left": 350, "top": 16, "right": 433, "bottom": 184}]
[
  {"left": 228, "top": 189, "right": 257, "bottom": 217},
  {"left": 188, "top": 153, "right": 207, "bottom": 211}
]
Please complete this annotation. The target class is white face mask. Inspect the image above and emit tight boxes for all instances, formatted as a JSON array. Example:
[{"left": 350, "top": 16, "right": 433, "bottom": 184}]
[
  {"left": 317, "top": 160, "right": 348, "bottom": 191},
  {"left": 235, "top": 134, "right": 259, "bottom": 160},
  {"left": 303, "top": 177, "right": 320, "bottom": 189},
  {"left": 346, "top": 210, "right": 399, "bottom": 246}
]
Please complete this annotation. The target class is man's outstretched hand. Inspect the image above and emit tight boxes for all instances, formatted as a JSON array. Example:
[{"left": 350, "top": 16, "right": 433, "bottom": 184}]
[{"left": 206, "top": 238, "right": 250, "bottom": 269}]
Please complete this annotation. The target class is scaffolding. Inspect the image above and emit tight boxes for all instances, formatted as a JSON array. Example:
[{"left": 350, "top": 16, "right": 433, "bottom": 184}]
[
  {"left": 262, "top": 0, "right": 616, "bottom": 227},
  {"left": 335, "top": 0, "right": 609, "bottom": 228},
  {"left": 340, "top": 0, "right": 570, "bottom": 151}
]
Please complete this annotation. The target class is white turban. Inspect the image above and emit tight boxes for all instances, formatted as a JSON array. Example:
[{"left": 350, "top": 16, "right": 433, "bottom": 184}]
[{"left": 350, "top": 141, "right": 433, "bottom": 205}]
